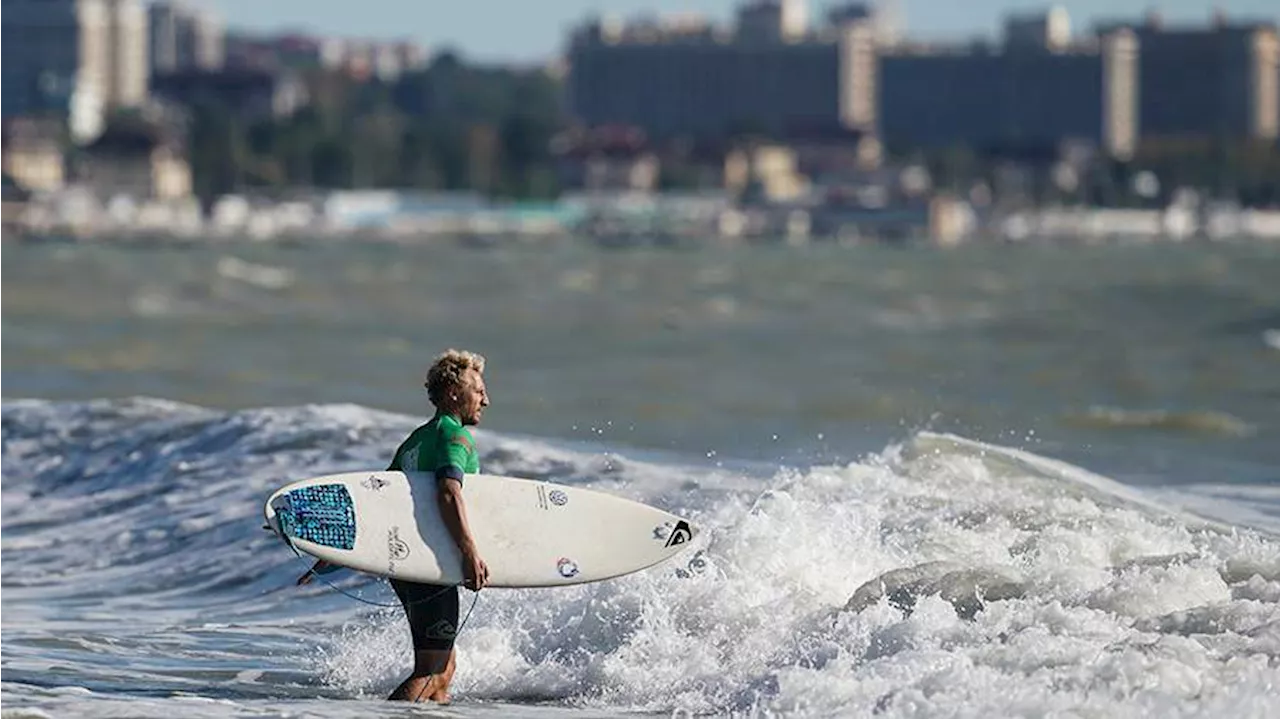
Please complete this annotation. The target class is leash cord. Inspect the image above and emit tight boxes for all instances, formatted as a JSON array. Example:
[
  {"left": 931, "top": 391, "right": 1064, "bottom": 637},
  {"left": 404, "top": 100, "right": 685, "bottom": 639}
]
[
  {"left": 304, "top": 563, "right": 482, "bottom": 705},
  {"left": 304, "top": 560, "right": 481, "bottom": 611},
  {"left": 276, "top": 531, "right": 483, "bottom": 704}
]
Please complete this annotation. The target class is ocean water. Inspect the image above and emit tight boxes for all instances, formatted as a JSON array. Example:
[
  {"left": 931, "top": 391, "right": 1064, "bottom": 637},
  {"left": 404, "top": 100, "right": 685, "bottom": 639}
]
[{"left": 3, "top": 240, "right": 1279, "bottom": 717}]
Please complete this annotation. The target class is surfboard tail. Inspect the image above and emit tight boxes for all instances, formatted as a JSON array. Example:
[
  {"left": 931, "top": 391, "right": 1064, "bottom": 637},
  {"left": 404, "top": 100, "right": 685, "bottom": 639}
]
[{"left": 263, "top": 495, "right": 301, "bottom": 556}]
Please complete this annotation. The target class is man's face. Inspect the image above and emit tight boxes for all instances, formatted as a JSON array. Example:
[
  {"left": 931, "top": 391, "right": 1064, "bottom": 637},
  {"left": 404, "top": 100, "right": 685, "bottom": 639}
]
[{"left": 456, "top": 369, "right": 489, "bottom": 426}]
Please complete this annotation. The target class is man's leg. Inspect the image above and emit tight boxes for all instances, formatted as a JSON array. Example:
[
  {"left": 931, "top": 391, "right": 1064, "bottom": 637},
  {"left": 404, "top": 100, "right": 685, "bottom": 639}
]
[{"left": 388, "top": 580, "right": 459, "bottom": 703}]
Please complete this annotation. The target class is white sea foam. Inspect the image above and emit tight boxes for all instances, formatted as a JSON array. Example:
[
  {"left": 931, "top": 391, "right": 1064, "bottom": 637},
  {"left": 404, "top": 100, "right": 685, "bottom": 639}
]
[
  {"left": 3, "top": 401, "right": 1278, "bottom": 718},
  {"left": 317, "top": 431, "right": 1280, "bottom": 717}
]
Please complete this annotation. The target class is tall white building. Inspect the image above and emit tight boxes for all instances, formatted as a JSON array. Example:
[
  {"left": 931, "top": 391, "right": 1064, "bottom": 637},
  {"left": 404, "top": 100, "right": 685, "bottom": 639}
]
[
  {"left": 108, "top": 0, "right": 148, "bottom": 107},
  {"left": 149, "top": 1, "right": 224, "bottom": 74},
  {"left": 2, "top": 0, "right": 148, "bottom": 140}
]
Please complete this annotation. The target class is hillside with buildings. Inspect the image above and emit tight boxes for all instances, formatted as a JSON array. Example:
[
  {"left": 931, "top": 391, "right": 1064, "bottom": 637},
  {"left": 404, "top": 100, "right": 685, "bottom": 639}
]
[{"left": 2, "top": 0, "right": 1278, "bottom": 244}]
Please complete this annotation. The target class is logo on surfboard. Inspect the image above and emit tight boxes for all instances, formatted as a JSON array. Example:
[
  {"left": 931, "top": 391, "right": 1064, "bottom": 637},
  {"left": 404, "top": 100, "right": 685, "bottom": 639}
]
[
  {"left": 362, "top": 475, "right": 389, "bottom": 492},
  {"left": 387, "top": 527, "right": 410, "bottom": 561},
  {"left": 664, "top": 520, "right": 692, "bottom": 548},
  {"left": 537, "top": 485, "right": 569, "bottom": 510},
  {"left": 557, "top": 557, "right": 580, "bottom": 578}
]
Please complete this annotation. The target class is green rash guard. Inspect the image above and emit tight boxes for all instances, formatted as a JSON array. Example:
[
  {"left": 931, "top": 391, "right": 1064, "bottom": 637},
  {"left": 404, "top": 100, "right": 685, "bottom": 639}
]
[{"left": 387, "top": 412, "right": 479, "bottom": 483}]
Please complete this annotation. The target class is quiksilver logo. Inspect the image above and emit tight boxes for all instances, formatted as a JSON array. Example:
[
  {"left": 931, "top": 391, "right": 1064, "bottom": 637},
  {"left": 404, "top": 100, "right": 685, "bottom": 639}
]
[
  {"left": 388, "top": 527, "right": 410, "bottom": 561},
  {"left": 665, "top": 520, "right": 692, "bottom": 548}
]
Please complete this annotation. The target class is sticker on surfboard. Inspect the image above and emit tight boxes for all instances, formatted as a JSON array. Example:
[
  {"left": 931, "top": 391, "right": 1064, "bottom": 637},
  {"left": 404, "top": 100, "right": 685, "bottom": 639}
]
[
  {"left": 557, "top": 557, "right": 580, "bottom": 578},
  {"left": 665, "top": 520, "right": 692, "bottom": 548},
  {"left": 654, "top": 520, "right": 692, "bottom": 547},
  {"left": 388, "top": 527, "right": 411, "bottom": 561}
]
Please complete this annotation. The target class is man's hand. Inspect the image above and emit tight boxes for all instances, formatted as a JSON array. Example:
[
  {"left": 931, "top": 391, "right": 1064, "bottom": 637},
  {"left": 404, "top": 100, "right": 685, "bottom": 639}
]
[
  {"left": 296, "top": 559, "right": 330, "bottom": 586},
  {"left": 461, "top": 547, "right": 490, "bottom": 591}
]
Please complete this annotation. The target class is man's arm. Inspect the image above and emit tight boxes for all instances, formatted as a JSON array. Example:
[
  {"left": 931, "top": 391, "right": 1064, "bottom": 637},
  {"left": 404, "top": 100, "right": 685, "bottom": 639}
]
[{"left": 437, "top": 476, "right": 489, "bottom": 590}]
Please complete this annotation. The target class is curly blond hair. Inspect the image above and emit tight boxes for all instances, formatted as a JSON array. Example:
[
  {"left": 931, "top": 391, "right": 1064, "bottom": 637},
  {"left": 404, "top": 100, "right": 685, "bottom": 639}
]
[{"left": 424, "top": 349, "right": 486, "bottom": 406}]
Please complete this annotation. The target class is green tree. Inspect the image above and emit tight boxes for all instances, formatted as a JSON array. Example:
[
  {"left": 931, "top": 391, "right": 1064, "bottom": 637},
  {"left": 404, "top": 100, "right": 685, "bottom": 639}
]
[
  {"left": 180, "top": 56, "right": 568, "bottom": 198},
  {"left": 188, "top": 101, "right": 242, "bottom": 200}
]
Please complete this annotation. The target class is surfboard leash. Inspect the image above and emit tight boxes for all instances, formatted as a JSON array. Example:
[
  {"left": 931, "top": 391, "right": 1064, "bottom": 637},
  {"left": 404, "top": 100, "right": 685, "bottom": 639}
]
[
  {"left": 303, "top": 568, "right": 482, "bottom": 706},
  {"left": 298, "top": 559, "right": 483, "bottom": 641},
  {"left": 305, "top": 563, "right": 482, "bottom": 619}
]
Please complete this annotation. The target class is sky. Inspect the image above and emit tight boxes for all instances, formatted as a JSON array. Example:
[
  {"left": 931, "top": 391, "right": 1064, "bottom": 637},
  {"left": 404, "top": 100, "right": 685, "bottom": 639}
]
[{"left": 207, "top": 0, "right": 1279, "bottom": 63}]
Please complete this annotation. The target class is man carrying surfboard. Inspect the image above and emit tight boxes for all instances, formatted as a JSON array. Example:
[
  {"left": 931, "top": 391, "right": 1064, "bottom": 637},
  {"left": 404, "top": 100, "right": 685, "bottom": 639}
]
[{"left": 298, "top": 348, "right": 491, "bottom": 703}]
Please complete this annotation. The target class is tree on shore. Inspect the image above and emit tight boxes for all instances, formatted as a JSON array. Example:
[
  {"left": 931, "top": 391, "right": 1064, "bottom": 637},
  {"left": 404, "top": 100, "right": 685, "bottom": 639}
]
[{"left": 185, "top": 50, "right": 566, "bottom": 201}]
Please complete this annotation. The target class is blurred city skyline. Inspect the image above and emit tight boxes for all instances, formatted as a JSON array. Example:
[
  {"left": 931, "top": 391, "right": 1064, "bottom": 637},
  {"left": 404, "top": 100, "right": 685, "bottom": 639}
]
[
  {"left": 4, "top": 0, "right": 1278, "bottom": 242},
  {"left": 210, "top": 0, "right": 1280, "bottom": 62}
]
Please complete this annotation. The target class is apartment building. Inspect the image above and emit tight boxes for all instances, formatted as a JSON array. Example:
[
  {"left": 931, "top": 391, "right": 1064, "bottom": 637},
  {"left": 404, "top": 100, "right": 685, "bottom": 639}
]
[
  {"left": 148, "top": 0, "right": 225, "bottom": 74},
  {"left": 567, "top": 1, "right": 877, "bottom": 140},
  {"left": 1096, "top": 14, "right": 1279, "bottom": 140},
  {"left": 3, "top": 0, "right": 148, "bottom": 140}
]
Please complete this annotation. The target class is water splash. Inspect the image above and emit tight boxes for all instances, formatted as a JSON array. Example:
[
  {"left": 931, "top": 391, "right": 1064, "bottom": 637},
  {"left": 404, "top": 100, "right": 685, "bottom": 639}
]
[{"left": 3, "top": 399, "right": 1279, "bottom": 718}]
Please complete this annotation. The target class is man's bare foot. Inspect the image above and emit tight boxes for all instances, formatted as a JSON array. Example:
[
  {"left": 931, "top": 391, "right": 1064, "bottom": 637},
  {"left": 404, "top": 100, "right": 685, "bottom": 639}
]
[
  {"left": 423, "top": 672, "right": 453, "bottom": 703},
  {"left": 388, "top": 675, "right": 431, "bottom": 702},
  {"left": 389, "top": 649, "right": 456, "bottom": 702}
]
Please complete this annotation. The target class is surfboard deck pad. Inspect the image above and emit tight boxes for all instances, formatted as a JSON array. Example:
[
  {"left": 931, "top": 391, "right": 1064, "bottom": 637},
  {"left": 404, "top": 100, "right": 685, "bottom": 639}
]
[{"left": 273, "top": 484, "right": 356, "bottom": 550}]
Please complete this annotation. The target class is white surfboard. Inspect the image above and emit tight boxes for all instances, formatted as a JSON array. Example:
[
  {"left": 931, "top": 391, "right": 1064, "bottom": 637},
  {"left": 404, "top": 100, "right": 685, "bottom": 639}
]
[{"left": 264, "top": 471, "right": 696, "bottom": 588}]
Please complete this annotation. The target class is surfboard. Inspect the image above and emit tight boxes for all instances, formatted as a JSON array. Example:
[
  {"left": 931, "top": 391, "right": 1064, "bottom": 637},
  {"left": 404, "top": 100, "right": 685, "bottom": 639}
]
[{"left": 264, "top": 471, "right": 696, "bottom": 588}]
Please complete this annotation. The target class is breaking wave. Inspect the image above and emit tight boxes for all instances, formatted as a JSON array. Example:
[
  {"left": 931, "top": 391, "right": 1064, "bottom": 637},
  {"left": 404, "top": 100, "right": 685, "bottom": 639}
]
[{"left": 3, "top": 398, "right": 1278, "bottom": 718}]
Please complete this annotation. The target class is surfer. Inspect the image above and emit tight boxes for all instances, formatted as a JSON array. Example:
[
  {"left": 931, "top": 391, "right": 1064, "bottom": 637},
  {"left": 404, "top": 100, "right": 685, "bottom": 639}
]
[{"left": 298, "top": 349, "right": 491, "bottom": 702}]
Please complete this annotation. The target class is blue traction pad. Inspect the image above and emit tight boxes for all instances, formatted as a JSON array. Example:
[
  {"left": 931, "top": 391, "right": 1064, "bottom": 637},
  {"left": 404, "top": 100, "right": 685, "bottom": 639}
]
[{"left": 277, "top": 484, "right": 356, "bottom": 550}]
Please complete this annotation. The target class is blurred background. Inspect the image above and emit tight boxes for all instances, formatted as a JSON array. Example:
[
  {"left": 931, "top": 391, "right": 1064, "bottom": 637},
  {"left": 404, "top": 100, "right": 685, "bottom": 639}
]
[{"left": 3, "top": 0, "right": 1279, "bottom": 244}]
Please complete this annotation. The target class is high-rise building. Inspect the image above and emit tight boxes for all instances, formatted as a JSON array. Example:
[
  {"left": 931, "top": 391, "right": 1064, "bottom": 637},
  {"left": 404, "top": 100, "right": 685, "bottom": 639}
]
[
  {"left": 877, "top": 26, "right": 1137, "bottom": 159},
  {"left": 567, "top": 1, "right": 877, "bottom": 140},
  {"left": 567, "top": 3, "right": 1271, "bottom": 157},
  {"left": 149, "top": 1, "right": 225, "bottom": 74},
  {"left": 2, "top": 0, "right": 148, "bottom": 140},
  {"left": 1097, "top": 14, "right": 1279, "bottom": 140}
]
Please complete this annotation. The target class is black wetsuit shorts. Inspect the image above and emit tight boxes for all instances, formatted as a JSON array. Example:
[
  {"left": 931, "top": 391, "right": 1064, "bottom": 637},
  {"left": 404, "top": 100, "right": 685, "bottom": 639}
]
[{"left": 389, "top": 579, "right": 459, "bottom": 652}]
